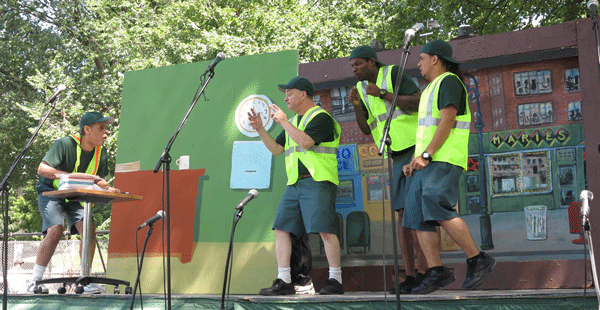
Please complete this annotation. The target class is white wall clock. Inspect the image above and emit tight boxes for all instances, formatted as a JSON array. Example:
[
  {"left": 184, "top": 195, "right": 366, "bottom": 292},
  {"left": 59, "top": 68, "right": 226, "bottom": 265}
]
[{"left": 235, "top": 94, "right": 273, "bottom": 137}]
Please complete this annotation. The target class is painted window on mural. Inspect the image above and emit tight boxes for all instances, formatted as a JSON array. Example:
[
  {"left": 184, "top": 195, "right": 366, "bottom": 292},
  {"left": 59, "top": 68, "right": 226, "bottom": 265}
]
[
  {"left": 567, "top": 101, "right": 582, "bottom": 121},
  {"left": 489, "top": 75, "right": 503, "bottom": 97},
  {"left": 490, "top": 151, "right": 552, "bottom": 196},
  {"left": 514, "top": 70, "right": 552, "bottom": 95},
  {"left": 330, "top": 86, "right": 354, "bottom": 121},
  {"left": 467, "top": 195, "right": 482, "bottom": 213},
  {"left": 488, "top": 74, "right": 505, "bottom": 130},
  {"left": 365, "top": 174, "right": 390, "bottom": 201},
  {"left": 313, "top": 95, "right": 322, "bottom": 107},
  {"left": 561, "top": 187, "right": 577, "bottom": 206},
  {"left": 337, "top": 179, "right": 355, "bottom": 200},
  {"left": 559, "top": 165, "right": 576, "bottom": 186},
  {"left": 517, "top": 102, "right": 553, "bottom": 126},
  {"left": 556, "top": 148, "right": 577, "bottom": 162},
  {"left": 490, "top": 153, "right": 520, "bottom": 196},
  {"left": 521, "top": 150, "right": 551, "bottom": 193},
  {"left": 564, "top": 68, "right": 580, "bottom": 91},
  {"left": 466, "top": 175, "right": 480, "bottom": 193}
]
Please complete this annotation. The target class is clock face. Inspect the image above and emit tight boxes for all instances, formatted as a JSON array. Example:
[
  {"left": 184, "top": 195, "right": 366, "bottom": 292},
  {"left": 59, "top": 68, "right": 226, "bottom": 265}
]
[{"left": 235, "top": 95, "right": 274, "bottom": 137}]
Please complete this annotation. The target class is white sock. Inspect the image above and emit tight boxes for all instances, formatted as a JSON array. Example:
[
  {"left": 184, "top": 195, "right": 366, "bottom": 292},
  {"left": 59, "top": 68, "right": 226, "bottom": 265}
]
[
  {"left": 277, "top": 267, "right": 292, "bottom": 284},
  {"left": 32, "top": 264, "right": 46, "bottom": 281},
  {"left": 329, "top": 267, "right": 342, "bottom": 284}
]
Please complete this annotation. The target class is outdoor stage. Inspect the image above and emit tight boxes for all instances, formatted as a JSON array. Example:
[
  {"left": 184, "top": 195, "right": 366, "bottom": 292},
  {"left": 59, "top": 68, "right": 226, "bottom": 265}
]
[{"left": 5, "top": 289, "right": 597, "bottom": 310}]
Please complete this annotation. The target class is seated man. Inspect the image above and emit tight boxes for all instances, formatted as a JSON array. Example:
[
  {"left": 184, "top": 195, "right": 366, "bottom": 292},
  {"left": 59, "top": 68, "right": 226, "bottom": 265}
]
[{"left": 28, "top": 111, "right": 120, "bottom": 294}]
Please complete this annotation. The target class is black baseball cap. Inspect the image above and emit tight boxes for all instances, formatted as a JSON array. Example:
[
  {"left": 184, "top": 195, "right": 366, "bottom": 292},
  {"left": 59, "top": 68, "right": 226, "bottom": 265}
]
[{"left": 278, "top": 76, "right": 315, "bottom": 96}]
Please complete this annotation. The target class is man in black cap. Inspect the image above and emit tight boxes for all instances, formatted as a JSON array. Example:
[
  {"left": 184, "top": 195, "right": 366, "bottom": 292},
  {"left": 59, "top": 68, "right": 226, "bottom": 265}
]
[
  {"left": 249, "top": 76, "right": 344, "bottom": 295},
  {"left": 402, "top": 39, "right": 495, "bottom": 294},
  {"left": 348, "top": 45, "right": 428, "bottom": 294},
  {"left": 28, "top": 111, "right": 120, "bottom": 294}
]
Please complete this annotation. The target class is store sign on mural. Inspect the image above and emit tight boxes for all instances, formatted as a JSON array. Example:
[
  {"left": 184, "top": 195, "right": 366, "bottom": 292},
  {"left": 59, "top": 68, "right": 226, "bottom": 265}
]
[{"left": 489, "top": 127, "right": 570, "bottom": 148}]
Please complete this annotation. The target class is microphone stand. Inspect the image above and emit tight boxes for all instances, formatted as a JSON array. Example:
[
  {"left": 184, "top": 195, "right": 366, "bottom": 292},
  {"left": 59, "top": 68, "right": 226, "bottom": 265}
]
[
  {"left": 129, "top": 224, "right": 156, "bottom": 310},
  {"left": 377, "top": 39, "right": 413, "bottom": 310},
  {"left": 580, "top": 191, "right": 600, "bottom": 308},
  {"left": 220, "top": 206, "right": 245, "bottom": 310},
  {"left": 153, "top": 68, "right": 215, "bottom": 310},
  {"left": 0, "top": 98, "right": 59, "bottom": 310}
]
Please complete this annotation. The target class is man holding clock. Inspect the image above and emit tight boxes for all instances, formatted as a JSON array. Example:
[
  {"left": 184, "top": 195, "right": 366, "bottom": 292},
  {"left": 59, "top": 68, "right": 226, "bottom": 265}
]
[{"left": 248, "top": 76, "right": 344, "bottom": 296}]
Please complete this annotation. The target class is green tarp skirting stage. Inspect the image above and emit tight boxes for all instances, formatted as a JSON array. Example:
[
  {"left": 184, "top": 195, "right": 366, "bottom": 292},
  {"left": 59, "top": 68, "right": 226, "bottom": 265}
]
[{"left": 3, "top": 291, "right": 597, "bottom": 310}]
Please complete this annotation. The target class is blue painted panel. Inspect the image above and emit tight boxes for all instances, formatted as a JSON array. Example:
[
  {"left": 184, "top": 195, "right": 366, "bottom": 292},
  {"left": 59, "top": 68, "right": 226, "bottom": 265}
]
[
  {"left": 230, "top": 141, "right": 273, "bottom": 189},
  {"left": 337, "top": 144, "right": 360, "bottom": 175}
]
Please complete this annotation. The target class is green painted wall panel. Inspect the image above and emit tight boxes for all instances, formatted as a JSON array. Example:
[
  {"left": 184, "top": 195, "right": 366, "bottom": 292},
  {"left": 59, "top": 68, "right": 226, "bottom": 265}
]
[{"left": 117, "top": 50, "right": 298, "bottom": 244}]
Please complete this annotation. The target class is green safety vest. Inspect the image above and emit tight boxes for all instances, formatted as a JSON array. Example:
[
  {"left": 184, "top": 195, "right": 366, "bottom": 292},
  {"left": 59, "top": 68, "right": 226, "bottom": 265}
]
[
  {"left": 284, "top": 106, "right": 341, "bottom": 186},
  {"left": 52, "top": 133, "right": 102, "bottom": 189},
  {"left": 415, "top": 72, "right": 471, "bottom": 170},
  {"left": 357, "top": 65, "right": 418, "bottom": 152}
]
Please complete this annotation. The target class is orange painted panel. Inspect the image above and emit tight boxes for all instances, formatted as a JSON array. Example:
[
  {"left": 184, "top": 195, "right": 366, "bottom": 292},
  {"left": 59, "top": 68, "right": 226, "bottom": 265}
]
[{"left": 108, "top": 169, "right": 205, "bottom": 263}]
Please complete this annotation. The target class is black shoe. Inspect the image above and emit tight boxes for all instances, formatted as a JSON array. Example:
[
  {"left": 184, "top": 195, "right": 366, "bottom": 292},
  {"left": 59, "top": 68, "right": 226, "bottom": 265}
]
[
  {"left": 319, "top": 278, "right": 344, "bottom": 295},
  {"left": 389, "top": 273, "right": 421, "bottom": 295},
  {"left": 397, "top": 272, "right": 425, "bottom": 294},
  {"left": 259, "top": 278, "right": 295, "bottom": 296},
  {"left": 462, "top": 252, "right": 496, "bottom": 290},
  {"left": 389, "top": 275, "right": 414, "bottom": 295},
  {"left": 411, "top": 267, "right": 456, "bottom": 294}
]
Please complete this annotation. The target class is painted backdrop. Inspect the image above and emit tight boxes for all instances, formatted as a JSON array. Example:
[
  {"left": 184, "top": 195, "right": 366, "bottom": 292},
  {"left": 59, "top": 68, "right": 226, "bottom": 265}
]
[{"left": 107, "top": 51, "right": 298, "bottom": 294}]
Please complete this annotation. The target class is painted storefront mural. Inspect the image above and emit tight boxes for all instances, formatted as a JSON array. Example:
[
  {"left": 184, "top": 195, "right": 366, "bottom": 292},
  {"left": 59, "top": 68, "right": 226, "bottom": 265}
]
[{"left": 323, "top": 59, "right": 586, "bottom": 263}]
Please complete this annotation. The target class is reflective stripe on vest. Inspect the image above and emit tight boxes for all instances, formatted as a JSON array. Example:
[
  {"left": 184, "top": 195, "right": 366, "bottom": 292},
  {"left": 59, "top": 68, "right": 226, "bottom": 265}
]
[
  {"left": 284, "top": 106, "right": 341, "bottom": 185},
  {"left": 356, "top": 65, "right": 417, "bottom": 151},
  {"left": 415, "top": 72, "right": 471, "bottom": 170},
  {"left": 52, "top": 133, "right": 102, "bottom": 189}
]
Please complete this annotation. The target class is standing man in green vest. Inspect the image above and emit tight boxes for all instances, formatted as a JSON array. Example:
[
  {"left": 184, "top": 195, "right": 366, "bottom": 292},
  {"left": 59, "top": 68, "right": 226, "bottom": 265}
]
[
  {"left": 249, "top": 77, "right": 344, "bottom": 295},
  {"left": 28, "top": 111, "right": 120, "bottom": 294},
  {"left": 348, "top": 45, "right": 428, "bottom": 294},
  {"left": 403, "top": 39, "right": 495, "bottom": 294}
]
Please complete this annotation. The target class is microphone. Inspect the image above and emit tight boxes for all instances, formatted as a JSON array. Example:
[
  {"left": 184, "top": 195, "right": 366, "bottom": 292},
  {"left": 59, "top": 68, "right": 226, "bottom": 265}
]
[
  {"left": 580, "top": 190, "right": 594, "bottom": 221},
  {"left": 138, "top": 210, "right": 165, "bottom": 229},
  {"left": 45, "top": 84, "right": 67, "bottom": 104},
  {"left": 237, "top": 189, "right": 258, "bottom": 209},
  {"left": 206, "top": 52, "right": 226, "bottom": 72},
  {"left": 402, "top": 23, "right": 425, "bottom": 49},
  {"left": 589, "top": 0, "right": 598, "bottom": 17}
]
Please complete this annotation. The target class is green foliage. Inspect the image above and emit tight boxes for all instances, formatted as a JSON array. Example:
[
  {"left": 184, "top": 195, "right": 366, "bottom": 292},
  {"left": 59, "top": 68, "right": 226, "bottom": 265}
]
[{"left": 0, "top": 0, "right": 589, "bottom": 236}]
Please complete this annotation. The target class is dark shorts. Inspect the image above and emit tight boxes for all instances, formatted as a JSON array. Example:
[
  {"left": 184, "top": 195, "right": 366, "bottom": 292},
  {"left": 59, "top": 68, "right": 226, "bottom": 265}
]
[
  {"left": 36, "top": 182, "right": 85, "bottom": 235},
  {"left": 272, "top": 177, "right": 338, "bottom": 237},
  {"left": 392, "top": 151, "right": 414, "bottom": 211},
  {"left": 402, "top": 162, "right": 462, "bottom": 232}
]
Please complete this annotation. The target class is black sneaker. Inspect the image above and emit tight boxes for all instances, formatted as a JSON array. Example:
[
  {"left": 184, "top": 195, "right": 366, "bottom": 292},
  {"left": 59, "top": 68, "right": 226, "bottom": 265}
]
[
  {"left": 259, "top": 278, "right": 296, "bottom": 296},
  {"left": 319, "top": 278, "right": 344, "bottom": 295},
  {"left": 392, "top": 272, "right": 425, "bottom": 294},
  {"left": 389, "top": 275, "right": 413, "bottom": 295},
  {"left": 411, "top": 267, "right": 455, "bottom": 294},
  {"left": 462, "top": 252, "right": 496, "bottom": 290}
]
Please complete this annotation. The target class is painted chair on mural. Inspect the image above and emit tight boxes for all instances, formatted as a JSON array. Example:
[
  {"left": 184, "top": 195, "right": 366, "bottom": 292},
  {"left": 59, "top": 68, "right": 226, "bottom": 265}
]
[
  {"left": 320, "top": 212, "right": 344, "bottom": 254},
  {"left": 568, "top": 201, "right": 587, "bottom": 244},
  {"left": 346, "top": 210, "right": 370, "bottom": 254}
]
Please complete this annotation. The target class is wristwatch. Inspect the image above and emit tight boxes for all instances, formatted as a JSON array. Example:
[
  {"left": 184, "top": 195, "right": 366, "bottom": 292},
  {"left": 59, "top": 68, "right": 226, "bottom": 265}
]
[
  {"left": 379, "top": 89, "right": 388, "bottom": 99},
  {"left": 421, "top": 151, "right": 432, "bottom": 162}
]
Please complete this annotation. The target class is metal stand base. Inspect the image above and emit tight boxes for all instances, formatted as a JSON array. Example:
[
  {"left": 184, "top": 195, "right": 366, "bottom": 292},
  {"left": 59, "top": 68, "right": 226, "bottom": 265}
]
[
  {"left": 35, "top": 276, "right": 131, "bottom": 294},
  {"left": 34, "top": 199, "right": 132, "bottom": 294}
]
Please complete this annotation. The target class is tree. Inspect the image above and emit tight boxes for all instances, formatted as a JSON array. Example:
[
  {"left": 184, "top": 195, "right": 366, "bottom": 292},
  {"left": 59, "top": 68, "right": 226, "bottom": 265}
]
[{"left": 0, "top": 0, "right": 591, "bottom": 235}]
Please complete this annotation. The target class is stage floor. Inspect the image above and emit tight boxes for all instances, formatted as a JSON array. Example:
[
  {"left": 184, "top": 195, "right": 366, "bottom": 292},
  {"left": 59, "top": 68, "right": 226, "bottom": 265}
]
[{"left": 4, "top": 289, "right": 598, "bottom": 310}]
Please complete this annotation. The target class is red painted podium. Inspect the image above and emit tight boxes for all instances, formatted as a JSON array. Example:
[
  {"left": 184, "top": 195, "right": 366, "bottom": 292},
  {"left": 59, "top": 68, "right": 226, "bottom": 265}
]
[{"left": 39, "top": 189, "right": 142, "bottom": 294}]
